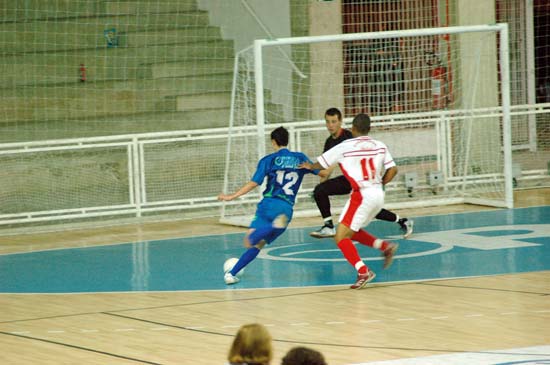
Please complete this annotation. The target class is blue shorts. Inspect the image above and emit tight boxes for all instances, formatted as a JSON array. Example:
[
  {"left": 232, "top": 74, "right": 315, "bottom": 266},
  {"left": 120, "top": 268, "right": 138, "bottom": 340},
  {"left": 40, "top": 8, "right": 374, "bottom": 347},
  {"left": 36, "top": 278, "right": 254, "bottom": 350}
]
[{"left": 250, "top": 198, "right": 293, "bottom": 244}]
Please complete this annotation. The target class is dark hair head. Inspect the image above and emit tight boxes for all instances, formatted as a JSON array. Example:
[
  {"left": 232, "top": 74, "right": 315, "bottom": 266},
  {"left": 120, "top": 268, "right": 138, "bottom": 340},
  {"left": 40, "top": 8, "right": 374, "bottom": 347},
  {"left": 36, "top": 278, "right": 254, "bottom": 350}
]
[
  {"left": 271, "top": 126, "right": 289, "bottom": 147},
  {"left": 325, "top": 107, "right": 342, "bottom": 121},
  {"left": 281, "top": 346, "right": 327, "bottom": 365},
  {"left": 352, "top": 113, "right": 371, "bottom": 135}
]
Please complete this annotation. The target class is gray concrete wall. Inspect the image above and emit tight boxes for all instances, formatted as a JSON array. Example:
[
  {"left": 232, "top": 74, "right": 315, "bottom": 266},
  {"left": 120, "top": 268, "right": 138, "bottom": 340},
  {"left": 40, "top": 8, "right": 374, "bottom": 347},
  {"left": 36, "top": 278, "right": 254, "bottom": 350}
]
[
  {"left": 309, "top": 0, "right": 344, "bottom": 120},
  {"left": 453, "top": 0, "right": 502, "bottom": 175}
]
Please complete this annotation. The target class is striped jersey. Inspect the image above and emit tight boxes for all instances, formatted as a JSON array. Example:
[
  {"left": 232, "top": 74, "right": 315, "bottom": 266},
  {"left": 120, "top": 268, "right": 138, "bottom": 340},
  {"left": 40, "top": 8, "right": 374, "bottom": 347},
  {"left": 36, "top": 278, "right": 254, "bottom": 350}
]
[
  {"left": 317, "top": 136, "right": 395, "bottom": 190},
  {"left": 251, "top": 148, "right": 317, "bottom": 205}
]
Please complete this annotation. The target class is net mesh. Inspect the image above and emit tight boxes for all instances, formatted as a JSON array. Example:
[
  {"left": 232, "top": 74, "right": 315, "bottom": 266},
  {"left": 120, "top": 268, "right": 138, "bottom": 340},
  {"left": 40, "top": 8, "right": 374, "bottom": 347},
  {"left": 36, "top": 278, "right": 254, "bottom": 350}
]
[
  {"left": 0, "top": 1, "right": 548, "bottom": 232},
  {"left": 0, "top": 1, "right": 235, "bottom": 142},
  {"left": 221, "top": 27, "right": 513, "bottom": 225}
]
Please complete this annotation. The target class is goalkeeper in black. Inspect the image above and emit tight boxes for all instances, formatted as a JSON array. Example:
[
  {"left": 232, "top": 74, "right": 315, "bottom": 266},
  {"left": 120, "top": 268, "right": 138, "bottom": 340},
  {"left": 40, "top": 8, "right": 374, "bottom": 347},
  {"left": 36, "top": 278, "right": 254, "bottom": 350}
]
[{"left": 309, "top": 107, "right": 414, "bottom": 239}]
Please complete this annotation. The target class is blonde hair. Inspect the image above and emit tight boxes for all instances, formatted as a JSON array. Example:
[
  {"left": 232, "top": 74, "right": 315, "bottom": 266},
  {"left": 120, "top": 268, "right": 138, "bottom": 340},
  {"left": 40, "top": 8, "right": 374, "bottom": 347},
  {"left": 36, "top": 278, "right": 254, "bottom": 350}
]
[{"left": 228, "top": 323, "right": 273, "bottom": 365}]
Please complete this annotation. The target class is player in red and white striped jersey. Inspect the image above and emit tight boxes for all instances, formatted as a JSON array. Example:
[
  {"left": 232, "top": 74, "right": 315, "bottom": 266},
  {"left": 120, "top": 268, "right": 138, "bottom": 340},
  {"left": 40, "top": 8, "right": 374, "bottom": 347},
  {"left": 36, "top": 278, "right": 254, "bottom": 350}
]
[
  {"left": 300, "top": 113, "right": 399, "bottom": 289},
  {"left": 310, "top": 107, "right": 413, "bottom": 239}
]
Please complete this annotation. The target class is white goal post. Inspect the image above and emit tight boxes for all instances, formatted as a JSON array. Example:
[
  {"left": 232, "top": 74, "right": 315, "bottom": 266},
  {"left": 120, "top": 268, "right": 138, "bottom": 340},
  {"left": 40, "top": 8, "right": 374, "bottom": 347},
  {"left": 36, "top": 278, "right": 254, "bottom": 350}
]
[{"left": 221, "top": 24, "right": 513, "bottom": 227}]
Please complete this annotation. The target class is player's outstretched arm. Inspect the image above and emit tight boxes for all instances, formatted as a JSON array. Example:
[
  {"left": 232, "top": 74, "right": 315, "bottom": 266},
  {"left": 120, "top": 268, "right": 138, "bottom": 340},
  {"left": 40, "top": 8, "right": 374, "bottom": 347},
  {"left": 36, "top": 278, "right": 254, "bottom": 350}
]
[
  {"left": 318, "top": 165, "right": 335, "bottom": 181},
  {"left": 218, "top": 181, "right": 259, "bottom": 201},
  {"left": 299, "top": 161, "right": 324, "bottom": 171}
]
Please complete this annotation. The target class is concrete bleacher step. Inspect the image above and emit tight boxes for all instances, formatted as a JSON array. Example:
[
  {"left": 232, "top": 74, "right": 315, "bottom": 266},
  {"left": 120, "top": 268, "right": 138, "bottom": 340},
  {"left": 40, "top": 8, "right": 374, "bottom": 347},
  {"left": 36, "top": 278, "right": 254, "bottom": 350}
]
[
  {"left": 144, "top": 59, "right": 234, "bottom": 79},
  {"left": 102, "top": 1, "right": 197, "bottom": 15},
  {"left": 0, "top": 0, "right": 99, "bottom": 22},
  {"left": 93, "top": 109, "right": 232, "bottom": 129},
  {"left": 113, "top": 73, "right": 234, "bottom": 96},
  {"left": 158, "top": 91, "right": 284, "bottom": 116},
  {"left": 0, "top": 109, "right": 232, "bottom": 142},
  {"left": 125, "top": 27, "right": 222, "bottom": 48},
  {"left": 159, "top": 92, "right": 231, "bottom": 111},
  {"left": 1, "top": 74, "right": 234, "bottom": 123},
  {"left": 0, "top": 40, "right": 234, "bottom": 87},
  {"left": 1, "top": 0, "right": 198, "bottom": 22},
  {"left": 0, "top": 16, "right": 216, "bottom": 53}
]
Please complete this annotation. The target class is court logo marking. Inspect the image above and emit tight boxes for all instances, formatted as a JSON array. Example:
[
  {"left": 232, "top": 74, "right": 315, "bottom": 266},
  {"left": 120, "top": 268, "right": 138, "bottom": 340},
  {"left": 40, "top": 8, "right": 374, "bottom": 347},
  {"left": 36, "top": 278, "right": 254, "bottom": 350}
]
[{"left": 258, "top": 224, "right": 550, "bottom": 262}]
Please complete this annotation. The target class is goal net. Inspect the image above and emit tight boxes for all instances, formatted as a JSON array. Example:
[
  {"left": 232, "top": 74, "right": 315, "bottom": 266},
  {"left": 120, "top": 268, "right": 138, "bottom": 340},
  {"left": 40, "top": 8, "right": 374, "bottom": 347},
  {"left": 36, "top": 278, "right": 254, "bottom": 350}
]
[{"left": 221, "top": 24, "right": 513, "bottom": 227}]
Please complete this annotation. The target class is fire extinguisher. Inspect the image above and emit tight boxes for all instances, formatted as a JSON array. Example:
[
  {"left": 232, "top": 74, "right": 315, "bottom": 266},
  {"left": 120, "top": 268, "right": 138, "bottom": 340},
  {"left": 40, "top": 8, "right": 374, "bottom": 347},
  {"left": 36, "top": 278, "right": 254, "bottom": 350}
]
[
  {"left": 425, "top": 51, "right": 447, "bottom": 110},
  {"left": 431, "top": 62, "right": 446, "bottom": 109},
  {"left": 79, "top": 63, "right": 87, "bottom": 82}
]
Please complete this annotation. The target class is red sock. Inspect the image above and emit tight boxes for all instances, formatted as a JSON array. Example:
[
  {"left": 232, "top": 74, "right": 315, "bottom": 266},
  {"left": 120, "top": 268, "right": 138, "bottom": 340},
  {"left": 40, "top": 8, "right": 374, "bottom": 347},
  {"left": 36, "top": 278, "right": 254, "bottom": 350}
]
[
  {"left": 337, "top": 238, "right": 368, "bottom": 274},
  {"left": 352, "top": 229, "right": 390, "bottom": 251}
]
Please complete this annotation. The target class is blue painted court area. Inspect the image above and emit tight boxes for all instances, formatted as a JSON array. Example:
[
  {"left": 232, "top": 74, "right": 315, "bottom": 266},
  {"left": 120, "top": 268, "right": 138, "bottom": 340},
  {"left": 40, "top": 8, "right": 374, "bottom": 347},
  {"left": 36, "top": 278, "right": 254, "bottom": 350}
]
[{"left": 0, "top": 206, "right": 548, "bottom": 293}]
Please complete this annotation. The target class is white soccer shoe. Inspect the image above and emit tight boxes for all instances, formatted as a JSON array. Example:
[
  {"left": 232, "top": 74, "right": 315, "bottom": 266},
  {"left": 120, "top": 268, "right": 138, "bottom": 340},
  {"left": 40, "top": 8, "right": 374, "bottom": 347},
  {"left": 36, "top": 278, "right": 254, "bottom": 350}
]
[
  {"left": 399, "top": 219, "right": 414, "bottom": 239},
  {"left": 309, "top": 225, "right": 336, "bottom": 239},
  {"left": 224, "top": 272, "right": 240, "bottom": 285}
]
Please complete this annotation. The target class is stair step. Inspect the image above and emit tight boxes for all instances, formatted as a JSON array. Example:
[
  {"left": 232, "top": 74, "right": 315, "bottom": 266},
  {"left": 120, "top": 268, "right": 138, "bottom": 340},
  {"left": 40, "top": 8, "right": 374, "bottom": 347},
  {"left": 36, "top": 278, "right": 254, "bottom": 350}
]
[
  {"left": 158, "top": 92, "right": 231, "bottom": 112},
  {"left": 147, "top": 59, "right": 234, "bottom": 79},
  {"left": 102, "top": 1, "right": 197, "bottom": 15},
  {"left": 0, "top": 78, "right": 235, "bottom": 123},
  {"left": 0, "top": 41, "right": 235, "bottom": 87},
  {"left": 113, "top": 74, "right": 234, "bottom": 96},
  {"left": 0, "top": 109, "right": 232, "bottom": 142},
  {"left": 1, "top": 1, "right": 99, "bottom": 22},
  {"left": 0, "top": 22, "right": 221, "bottom": 54},
  {"left": 125, "top": 27, "right": 222, "bottom": 48}
]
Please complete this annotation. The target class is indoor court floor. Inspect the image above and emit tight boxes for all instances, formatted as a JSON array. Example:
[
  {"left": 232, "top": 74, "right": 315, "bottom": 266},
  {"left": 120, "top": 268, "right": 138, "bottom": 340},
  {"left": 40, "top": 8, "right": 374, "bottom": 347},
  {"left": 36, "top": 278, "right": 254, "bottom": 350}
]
[{"left": 0, "top": 189, "right": 548, "bottom": 365}]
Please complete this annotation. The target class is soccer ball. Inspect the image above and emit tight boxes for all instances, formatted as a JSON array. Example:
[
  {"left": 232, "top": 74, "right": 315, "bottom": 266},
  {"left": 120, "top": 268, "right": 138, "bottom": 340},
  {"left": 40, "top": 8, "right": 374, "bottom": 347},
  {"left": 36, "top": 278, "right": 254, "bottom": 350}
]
[{"left": 223, "top": 257, "right": 244, "bottom": 277}]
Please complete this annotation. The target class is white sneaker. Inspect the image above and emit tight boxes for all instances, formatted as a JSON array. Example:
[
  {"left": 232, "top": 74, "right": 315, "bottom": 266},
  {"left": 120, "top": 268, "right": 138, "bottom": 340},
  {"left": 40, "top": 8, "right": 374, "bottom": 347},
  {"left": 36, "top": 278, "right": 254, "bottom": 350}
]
[
  {"left": 309, "top": 225, "right": 336, "bottom": 238},
  {"left": 224, "top": 272, "right": 240, "bottom": 285},
  {"left": 399, "top": 219, "right": 414, "bottom": 239}
]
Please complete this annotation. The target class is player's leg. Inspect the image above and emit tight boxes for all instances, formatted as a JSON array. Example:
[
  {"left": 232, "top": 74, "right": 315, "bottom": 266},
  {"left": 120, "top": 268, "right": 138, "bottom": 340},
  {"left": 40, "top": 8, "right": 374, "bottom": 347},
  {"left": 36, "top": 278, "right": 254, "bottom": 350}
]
[
  {"left": 225, "top": 201, "right": 290, "bottom": 284},
  {"left": 224, "top": 225, "right": 264, "bottom": 284},
  {"left": 338, "top": 189, "right": 398, "bottom": 288},
  {"left": 310, "top": 176, "right": 351, "bottom": 238},
  {"left": 334, "top": 190, "right": 379, "bottom": 289},
  {"left": 224, "top": 227, "right": 266, "bottom": 283},
  {"left": 375, "top": 208, "right": 414, "bottom": 239},
  {"left": 351, "top": 229, "right": 398, "bottom": 269},
  {"left": 350, "top": 199, "right": 398, "bottom": 267}
]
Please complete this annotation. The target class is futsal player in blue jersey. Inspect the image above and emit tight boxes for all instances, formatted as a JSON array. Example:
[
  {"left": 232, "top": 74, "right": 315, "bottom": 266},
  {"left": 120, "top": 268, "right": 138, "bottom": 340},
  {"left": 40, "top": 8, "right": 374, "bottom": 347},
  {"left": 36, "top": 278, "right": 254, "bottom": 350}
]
[{"left": 218, "top": 126, "right": 321, "bottom": 284}]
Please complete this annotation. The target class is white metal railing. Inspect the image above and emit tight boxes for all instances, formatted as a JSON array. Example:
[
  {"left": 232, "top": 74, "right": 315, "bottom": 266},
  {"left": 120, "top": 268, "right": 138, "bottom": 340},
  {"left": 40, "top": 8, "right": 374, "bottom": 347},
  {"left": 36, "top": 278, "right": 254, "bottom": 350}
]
[{"left": 0, "top": 103, "right": 548, "bottom": 228}]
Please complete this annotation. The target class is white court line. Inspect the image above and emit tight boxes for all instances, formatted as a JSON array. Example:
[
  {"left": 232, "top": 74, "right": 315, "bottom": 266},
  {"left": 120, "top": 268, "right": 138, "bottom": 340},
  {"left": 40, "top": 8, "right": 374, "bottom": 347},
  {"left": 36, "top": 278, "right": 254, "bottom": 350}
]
[
  {"left": 348, "top": 345, "right": 550, "bottom": 365},
  {"left": 360, "top": 319, "right": 383, "bottom": 323}
]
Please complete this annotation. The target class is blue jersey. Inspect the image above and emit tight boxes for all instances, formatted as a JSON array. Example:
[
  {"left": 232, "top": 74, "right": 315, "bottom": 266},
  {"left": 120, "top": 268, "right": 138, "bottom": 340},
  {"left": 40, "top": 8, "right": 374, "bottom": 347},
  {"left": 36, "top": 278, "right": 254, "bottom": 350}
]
[{"left": 251, "top": 148, "right": 317, "bottom": 206}]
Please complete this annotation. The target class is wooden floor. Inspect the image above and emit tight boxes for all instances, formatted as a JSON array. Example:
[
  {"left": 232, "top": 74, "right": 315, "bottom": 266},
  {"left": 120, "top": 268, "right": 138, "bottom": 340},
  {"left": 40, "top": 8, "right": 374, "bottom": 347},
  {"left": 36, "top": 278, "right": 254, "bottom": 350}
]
[{"left": 0, "top": 188, "right": 549, "bottom": 365}]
